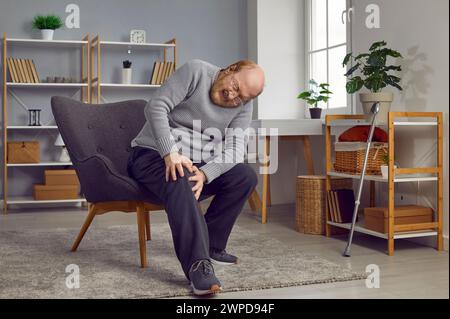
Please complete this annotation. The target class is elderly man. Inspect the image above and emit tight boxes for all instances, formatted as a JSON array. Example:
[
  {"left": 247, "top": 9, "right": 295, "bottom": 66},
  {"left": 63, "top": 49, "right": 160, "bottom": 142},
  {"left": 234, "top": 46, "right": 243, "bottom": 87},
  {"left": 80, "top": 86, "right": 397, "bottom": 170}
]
[{"left": 127, "top": 59, "right": 265, "bottom": 295}]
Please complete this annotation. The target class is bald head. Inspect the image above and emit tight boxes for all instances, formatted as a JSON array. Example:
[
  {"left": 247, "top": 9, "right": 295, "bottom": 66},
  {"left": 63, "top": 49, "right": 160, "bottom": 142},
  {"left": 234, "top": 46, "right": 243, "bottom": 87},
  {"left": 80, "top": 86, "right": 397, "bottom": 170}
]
[
  {"left": 235, "top": 64, "right": 265, "bottom": 98},
  {"left": 210, "top": 60, "right": 265, "bottom": 108}
]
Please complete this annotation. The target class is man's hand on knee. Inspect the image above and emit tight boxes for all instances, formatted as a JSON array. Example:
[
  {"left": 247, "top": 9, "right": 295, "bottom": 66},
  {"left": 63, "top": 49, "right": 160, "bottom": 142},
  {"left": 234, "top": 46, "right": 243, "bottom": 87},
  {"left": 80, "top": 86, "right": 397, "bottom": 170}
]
[
  {"left": 189, "top": 166, "right": 206, "bottom": 200},
  {"left": 164, "top": 152, "right": 194, "bottom": 182}
]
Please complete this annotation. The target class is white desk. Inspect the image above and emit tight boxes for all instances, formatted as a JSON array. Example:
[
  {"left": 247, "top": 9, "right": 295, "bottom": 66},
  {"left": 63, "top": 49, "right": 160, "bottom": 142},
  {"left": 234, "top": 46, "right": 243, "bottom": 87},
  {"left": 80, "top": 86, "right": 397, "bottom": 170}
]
[
  {"left": 251, "top": 119, "right": 324, "bottom": 136},
  {"left": 249, "top": 119, "right": 325, "bottom": 224}
]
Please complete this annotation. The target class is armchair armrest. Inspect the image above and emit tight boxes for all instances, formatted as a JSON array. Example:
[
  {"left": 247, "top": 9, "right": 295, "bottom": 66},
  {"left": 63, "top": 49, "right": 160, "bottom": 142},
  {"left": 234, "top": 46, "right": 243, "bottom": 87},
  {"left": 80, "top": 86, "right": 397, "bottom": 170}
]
[{"left": 73, "top": 154, "right": 144, "bottom": 203}]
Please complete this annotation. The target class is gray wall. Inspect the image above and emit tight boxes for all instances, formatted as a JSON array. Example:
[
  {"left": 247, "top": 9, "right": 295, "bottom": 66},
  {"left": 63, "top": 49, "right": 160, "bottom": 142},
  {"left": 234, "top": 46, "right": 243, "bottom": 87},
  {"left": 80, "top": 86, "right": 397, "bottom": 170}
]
[{"left": 0, "top": 0, "right": 248, "bottom": 200}]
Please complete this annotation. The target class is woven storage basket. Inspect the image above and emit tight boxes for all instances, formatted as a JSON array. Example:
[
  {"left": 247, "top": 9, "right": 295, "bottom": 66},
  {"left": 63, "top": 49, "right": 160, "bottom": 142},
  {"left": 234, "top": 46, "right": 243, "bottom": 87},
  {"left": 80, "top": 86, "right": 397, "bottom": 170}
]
[
  {"left": 296, "top": 176, "right": 353, "bottom": 235},
  {"left": 334, "top": 142, "right": 388, "bottom": 175}
]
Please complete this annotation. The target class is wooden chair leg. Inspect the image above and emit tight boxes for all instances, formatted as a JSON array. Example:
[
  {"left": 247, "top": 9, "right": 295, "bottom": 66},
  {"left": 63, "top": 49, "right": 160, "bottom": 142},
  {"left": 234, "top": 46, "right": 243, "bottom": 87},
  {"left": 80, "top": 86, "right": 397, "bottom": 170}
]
[
  {"left": 261, "top": 136, "right": 270, "bottom": 224},
  {"left": 248, "top": 192, "right": 257, "bottom": 211},
  {"left": 198, "top": 202, "right": 204, "bottom": 213},
  {"left": 71, "top": 203, "right": 97, "bottom": 252},
  {"left": 267, "top": 174, "right": 272, "bottom": 207},
  {"left": 145, "top": 211, "right": 151, "bottom": 241},
  {"left": 248, "top": 189, "right": 262, "bottom": 212},
  {"left": 136, "top": 203, "right": 148, "bottom": 268}
]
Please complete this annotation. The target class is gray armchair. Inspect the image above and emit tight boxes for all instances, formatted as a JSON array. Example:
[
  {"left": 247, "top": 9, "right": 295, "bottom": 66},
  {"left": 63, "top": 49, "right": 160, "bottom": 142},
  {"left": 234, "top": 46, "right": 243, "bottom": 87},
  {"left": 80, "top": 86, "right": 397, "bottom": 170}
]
[{"left": 51, "top": 96, "right": 164, "bottom": 268}]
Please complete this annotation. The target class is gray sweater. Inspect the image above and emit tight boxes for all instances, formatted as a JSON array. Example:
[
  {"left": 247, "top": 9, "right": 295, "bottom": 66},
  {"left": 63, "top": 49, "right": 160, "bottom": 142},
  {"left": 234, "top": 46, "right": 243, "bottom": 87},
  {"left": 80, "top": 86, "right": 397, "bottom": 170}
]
[{"left": 131, "top": 59, "right": 253, "bottom": 183}]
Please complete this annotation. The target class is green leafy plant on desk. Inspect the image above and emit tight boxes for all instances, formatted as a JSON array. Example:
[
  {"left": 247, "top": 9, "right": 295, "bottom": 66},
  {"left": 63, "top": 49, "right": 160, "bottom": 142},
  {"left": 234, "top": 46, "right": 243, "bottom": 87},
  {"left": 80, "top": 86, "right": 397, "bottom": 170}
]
[{"left": 297, "top": 79, "right": 333, "bottom": 119}]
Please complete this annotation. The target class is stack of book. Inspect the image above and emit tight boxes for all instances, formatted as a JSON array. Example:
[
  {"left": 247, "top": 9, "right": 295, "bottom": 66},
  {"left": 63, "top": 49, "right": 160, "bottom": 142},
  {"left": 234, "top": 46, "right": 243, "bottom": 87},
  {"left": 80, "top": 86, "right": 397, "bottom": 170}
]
[
  {"left": 327, "top": 189, "right": 356, "bottom": 223},
  {"left": 150, "top": 61, "right": 175, "bottom": 85},
  {"left": 6, "top": 58, "right": 40, "bottom": 83}
]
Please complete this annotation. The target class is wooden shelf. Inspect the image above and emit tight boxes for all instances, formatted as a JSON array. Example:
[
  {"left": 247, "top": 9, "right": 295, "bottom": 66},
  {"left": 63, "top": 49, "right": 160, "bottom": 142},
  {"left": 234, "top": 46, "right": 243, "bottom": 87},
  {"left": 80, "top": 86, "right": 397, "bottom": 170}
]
[
  {"left": 327, "top": 119, "right": 438, "bottom": 127},
  {"left": 327, "top": 171, "right": 438, "bottom": 183},
  {"left": 2, "top": 33, "right": 91, "bottom": 213},
  {"left": 7, "top": 196, "right": 86, "bottom": 204},
  {"left": 7, "top": 162, "right": 72, "bottom": 167},
  {"left": 325, "top": 112, "right": 444, "bottom": 256},
  {"left": 100, "top": 83, "right": 161, "bottom": 88},
  {"left": 393, "top": 121, "right": 438, "bottom": 126},
  {"left": 7, "top": 82, "right": 87, "bottom": 88},
  {"left": 90, "top": 35, "right": 176, "bottom": 104},
  {"left": 7, "top": 125, "right": 58, "bottom": 129},
  {"left": 327, "top": 119, "right": 374, "bottom": 127},
  {"left": 327, "top": 221, "right": 438, "bottom": 240},
  {"left": 6, "top": 38, "right": 88, "bottom": 47},
  {"left": 99, "top": 40, "right": 175, "bottom": 49}
]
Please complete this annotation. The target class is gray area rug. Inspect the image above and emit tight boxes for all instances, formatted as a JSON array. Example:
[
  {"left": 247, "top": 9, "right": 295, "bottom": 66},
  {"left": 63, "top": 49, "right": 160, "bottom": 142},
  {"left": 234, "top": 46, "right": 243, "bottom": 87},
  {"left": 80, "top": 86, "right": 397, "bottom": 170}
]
[{"left": 0, "top": 224, "right": 365, "bottom": 298}]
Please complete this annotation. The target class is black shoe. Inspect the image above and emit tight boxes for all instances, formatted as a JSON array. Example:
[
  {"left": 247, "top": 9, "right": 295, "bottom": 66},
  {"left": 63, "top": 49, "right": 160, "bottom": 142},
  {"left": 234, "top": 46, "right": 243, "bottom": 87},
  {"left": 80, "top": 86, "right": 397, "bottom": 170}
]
[
  {"left": 189, "top": 259, "right": 222, "bottom": 296},
  {"left": 209, "top": 248, "right": 238, "bottom": 265}
]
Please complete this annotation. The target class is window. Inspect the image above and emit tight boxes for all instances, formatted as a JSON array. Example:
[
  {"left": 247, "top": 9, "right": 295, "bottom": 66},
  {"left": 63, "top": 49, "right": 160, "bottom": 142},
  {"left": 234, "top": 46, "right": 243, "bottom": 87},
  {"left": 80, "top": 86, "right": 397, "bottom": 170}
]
[{"left": 306, "top": 0, "right": 351, "bottom": 111}]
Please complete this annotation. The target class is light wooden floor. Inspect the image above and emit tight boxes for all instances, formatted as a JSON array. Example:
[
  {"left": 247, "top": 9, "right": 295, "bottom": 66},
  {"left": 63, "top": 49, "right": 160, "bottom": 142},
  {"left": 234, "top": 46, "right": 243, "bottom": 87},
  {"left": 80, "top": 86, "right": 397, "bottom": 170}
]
[{"left": 0, "top": 203, "right": 448, "bottom": 299}]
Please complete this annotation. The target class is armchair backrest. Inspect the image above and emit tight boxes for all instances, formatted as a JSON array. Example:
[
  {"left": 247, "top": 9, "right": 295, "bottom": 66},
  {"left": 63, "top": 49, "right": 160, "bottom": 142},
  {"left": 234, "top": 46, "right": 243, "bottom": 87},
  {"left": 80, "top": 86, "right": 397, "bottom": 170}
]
[{"left": 51, "top": 96, "right": 147, "bottom": 177}]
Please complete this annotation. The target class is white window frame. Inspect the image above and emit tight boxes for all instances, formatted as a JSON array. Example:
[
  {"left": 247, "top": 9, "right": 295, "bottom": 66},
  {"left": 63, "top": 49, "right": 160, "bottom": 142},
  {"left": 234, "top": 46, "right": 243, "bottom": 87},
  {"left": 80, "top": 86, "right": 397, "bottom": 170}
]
[{"left": 304, "top": 0, "right": 353, "bottom": 115}]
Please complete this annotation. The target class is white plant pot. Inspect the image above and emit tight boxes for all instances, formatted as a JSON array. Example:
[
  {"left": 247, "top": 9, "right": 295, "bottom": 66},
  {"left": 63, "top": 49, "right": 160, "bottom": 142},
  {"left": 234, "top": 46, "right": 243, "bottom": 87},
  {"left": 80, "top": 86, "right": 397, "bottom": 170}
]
[
  {"left": 122, "top": 68, "right": 132, "bottom": 84},
  {"left": 41, "top": 29, "right": 54, "bottom": 40},
  {"left": 381, "top": 165, "right": 397, "bottom": 179},
  {"left": 360, "top": 92, "right": 394, "bottom": 125}
]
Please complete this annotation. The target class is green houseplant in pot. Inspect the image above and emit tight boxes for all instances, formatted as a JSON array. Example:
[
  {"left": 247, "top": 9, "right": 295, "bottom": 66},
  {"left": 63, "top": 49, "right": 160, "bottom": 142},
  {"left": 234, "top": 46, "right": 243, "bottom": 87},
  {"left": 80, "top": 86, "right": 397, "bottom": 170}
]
[
  {"left": 343, "top": 41, "right": 403, "bottom": 124},
  {"left": 32, "top": 14, "right": 64, "bottom": 40},
  {"left": 297, "top": 79, "right": 333, "bottom": 119},
  {"left": 122, "top": 60, "right": 132, "bottom": 84},
  {"left": 380, "top": 154, "right": 398, "bottom": 179}
]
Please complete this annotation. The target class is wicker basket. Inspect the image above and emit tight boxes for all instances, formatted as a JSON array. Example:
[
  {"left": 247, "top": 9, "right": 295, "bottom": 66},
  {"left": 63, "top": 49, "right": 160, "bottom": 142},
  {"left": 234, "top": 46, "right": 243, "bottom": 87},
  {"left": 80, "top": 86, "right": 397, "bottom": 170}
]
[
  {"left": 334, "top": 142, "right": 388, "bottom": 175},
  {"left": 296, "top": 176, "right": 353, "bottom": 235}
]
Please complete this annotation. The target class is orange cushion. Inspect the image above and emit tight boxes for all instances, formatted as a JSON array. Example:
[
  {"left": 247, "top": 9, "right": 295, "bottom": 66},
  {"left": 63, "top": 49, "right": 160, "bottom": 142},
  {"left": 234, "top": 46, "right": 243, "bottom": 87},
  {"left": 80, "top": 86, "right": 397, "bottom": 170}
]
[{"left": 339, "top": 126, "right": 388, "bottom": 142}]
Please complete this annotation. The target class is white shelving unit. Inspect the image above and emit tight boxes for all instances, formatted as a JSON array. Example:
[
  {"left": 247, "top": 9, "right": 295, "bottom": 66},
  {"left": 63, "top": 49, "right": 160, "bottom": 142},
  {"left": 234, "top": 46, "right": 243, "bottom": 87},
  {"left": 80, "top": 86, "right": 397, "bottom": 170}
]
[
  {"left": 325, "top": 113, "right": 444, "bottom": 255},
  {"left": 100, "top": 83, "right": 161, "bottom": 89},
  {"left": 7, "top": 196, "right": 86, "bottom": 205},
  {"left": 90, "top": 35, "right": 176, "bottom": 103},
  {"left": 99, "top": 40, "right": 175, "bottom": 49},
  {"left": 327, "top": 171, "right": 439, "bottom": 183},
  {"left": 327, "top": 119, "right": 438, "bottom": 128},
  {"left": 327, "top": 221, "right": 438, "bottom": 240},
  {"left": 5, "top": 38, "right": 88, "bottom": 47},
  {"left": 7, "top": 126, "right": 59, "bottom": 130},
  {"left": 7, "top": 162, "right": 73, "bottom": 167},
  {"left": 6, "top": 82, "right": 88, "bottom": 88},
  {"left": 2, "top": 34, "right": 90, "bottom": 212}
]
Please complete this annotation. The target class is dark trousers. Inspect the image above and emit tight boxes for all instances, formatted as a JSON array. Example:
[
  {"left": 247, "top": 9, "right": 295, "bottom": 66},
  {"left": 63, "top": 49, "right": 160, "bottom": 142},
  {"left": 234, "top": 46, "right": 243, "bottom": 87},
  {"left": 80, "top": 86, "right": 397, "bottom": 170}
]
[{"left": 127, "top": 146, "right": 258, "bottom": 278}]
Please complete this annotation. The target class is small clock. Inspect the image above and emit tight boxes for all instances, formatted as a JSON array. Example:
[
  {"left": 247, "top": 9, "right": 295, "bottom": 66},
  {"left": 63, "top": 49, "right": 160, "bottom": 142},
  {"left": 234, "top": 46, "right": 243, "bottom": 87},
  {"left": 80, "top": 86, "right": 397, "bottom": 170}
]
[{"left": 130, "top": 30, "right": 146, "bottom": 44}]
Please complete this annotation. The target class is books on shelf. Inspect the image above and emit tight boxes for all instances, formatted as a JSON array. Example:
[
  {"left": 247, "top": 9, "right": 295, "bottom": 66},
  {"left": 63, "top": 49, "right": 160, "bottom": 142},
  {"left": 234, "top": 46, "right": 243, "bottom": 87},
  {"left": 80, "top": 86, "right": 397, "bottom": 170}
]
[
  {"left": 150, "top": 61, "right": 174, "bottom": 85},
  {"left": 6, "top": 58, "right": 40, "bottom": 83},
  {"left": 327, "top": 189, "right": 356, "bottom": 223}
]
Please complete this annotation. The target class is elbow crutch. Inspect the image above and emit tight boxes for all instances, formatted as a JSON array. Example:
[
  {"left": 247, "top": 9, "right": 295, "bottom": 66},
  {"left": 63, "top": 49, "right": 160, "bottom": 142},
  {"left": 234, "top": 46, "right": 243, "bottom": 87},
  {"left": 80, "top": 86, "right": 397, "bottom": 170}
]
[{"left": 343, "top": 102, "right": 380, "bottom": 257}]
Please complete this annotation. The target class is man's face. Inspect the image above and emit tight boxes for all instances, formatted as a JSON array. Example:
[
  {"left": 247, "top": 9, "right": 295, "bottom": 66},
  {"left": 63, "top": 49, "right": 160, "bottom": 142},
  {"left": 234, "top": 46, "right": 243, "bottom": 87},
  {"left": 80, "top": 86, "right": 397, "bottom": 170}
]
[{"left": 210, "top": 65, "right": 264, "bottom": 108}]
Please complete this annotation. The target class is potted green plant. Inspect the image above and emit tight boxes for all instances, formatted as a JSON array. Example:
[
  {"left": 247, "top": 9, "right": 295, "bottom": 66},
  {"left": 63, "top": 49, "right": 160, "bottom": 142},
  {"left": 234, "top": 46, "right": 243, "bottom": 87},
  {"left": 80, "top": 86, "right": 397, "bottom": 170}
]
[
  {"left": 380, "top": 154, "right": 397, "bottom": 179},
  {"left": 32, "top": 14, "right": 64, "bottom": 40},
  {"left": 297, "top": 79, "right": 333, "bottom": 119},
  {"left": 343, "top": 41, "right": 403, "bottom": 124},
  {"left": 122, "top": 60, "right": 132, "bottom": 84}
]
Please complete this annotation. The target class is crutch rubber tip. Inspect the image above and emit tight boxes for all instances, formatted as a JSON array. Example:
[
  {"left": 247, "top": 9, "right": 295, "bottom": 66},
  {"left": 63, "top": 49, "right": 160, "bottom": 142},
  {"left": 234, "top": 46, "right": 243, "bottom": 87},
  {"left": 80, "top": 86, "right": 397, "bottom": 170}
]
[{"left": 343, "top": 247, "right": 352, "bottom": 257}]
